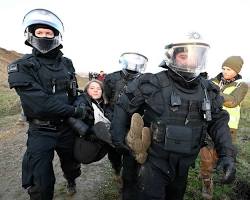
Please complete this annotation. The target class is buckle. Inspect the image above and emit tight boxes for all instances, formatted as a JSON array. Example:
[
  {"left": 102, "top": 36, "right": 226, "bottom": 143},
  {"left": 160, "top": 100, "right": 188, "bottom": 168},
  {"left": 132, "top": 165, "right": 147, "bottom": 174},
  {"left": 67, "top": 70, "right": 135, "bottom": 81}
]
[
  {"left": 31, "top": 119, "right": 50, "bottom": 126},
  {"left": 31, "top": 119, "right": 64, "bottom": 126}
]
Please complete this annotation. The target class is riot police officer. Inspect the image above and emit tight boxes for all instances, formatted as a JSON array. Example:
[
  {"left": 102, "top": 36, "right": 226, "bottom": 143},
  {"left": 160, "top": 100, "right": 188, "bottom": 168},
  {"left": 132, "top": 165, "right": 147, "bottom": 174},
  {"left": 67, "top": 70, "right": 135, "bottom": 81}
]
[
  {"left": 111, "top": 32, "right": 236, "bottom": 200},
  {"left": 104, "top": 52, "right": 148, "bottom": 115},
  {"left": 7, "top": 9, "right": 86, "bottom": 200},
  {"left": 104, "top": 52, "right": 148, "bottom": 199}
]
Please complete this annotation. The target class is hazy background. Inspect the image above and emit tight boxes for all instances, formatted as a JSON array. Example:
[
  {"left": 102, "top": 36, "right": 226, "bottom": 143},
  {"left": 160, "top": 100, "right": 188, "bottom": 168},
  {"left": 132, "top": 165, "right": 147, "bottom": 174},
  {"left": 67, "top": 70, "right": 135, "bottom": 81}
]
[{"left": 0, "top": 0, "right": 249, "bottom": 81}]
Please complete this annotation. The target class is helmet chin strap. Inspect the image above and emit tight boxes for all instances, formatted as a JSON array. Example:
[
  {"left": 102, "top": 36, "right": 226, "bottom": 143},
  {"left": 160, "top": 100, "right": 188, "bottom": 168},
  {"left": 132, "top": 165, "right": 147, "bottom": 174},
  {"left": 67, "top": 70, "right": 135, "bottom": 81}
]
[
  {"left": 170, "top": 67, "right": 198, "bottom": 82},
  {"left": 122, "top": 69, "right": 140, "bottom": 79}
]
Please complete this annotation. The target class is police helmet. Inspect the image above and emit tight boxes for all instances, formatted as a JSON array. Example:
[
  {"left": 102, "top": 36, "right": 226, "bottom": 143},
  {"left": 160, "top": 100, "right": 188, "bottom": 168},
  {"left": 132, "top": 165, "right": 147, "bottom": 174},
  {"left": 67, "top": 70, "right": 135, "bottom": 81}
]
[
  {"left": 119, "top": 52, "right": 148, "bottom": 74},
  {"left": 23, "top": 8, "right": 64, "bottom": 53},
  {"left": 165, "top": 32, "right": 210, "bottom": 81}
]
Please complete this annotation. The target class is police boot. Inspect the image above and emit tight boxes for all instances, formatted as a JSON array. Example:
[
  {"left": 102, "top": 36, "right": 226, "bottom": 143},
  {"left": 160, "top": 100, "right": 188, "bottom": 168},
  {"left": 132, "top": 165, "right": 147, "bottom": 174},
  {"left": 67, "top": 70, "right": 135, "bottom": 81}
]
[
  {"left": 28, "top": 185, "right": 54, "bottom": 200},
  {"left": 201, "top": 177, "right": 213, "bottom": 200},
  {"left": 66, "top": 179, "right": 76, "bottom": 196}
]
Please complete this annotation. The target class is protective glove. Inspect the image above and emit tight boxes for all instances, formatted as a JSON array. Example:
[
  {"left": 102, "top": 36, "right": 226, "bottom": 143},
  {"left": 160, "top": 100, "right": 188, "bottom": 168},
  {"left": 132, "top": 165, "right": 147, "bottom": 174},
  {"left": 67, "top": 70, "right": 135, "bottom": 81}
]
[
  {"left": 113, "top": 142, "right": 131, "bottom": 155},
  {"left": 67, "top": 117, "right": 89, "bottom": 136},
  {"left": 73, "top": 104, "right": 93, "bottom": 120},
  {"left": 126, "top": 113, "right": 151, "bottom": 164},
  {"left": 216, "top": 156, "right": 236, "bottom": 184}
]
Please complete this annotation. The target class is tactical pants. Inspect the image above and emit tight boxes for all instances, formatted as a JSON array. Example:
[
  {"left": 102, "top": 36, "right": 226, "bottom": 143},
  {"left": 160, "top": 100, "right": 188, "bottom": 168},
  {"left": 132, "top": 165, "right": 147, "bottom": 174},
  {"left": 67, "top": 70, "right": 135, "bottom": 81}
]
[
  {"left": 22, "top": 124, "right": 81, "bottom": 200},
  {"left": 138, "top": 160, "right": 188, "bottom": 200},
  {"left": 107, "top": 146, "right": 122, "bottom": 175},
  {"left": 122, "top": 153, "right": 140, "bottom": 200}
]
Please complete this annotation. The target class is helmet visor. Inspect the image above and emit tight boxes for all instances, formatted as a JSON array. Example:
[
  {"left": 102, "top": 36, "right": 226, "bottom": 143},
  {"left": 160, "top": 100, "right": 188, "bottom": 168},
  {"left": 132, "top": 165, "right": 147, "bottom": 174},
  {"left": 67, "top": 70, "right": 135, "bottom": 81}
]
[
  {"left": 119, "top": 52, "right": 148, "bottom": 73},
  {"left": 23, "top": 9, "right": 64, "bottom": 35},
  {"left": 170, "top": 44, "right": 208, "bottom": 75}
]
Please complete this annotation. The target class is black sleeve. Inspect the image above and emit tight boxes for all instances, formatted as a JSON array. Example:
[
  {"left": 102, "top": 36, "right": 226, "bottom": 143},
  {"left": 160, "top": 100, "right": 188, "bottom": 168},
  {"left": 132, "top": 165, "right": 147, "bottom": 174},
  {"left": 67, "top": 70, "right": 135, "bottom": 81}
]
[
  {"left": 103, "top": 74, "right": 113, "bottom": 103},
  {"left": 111, "top": 105, "right": 129, "bottom": 144},
  {"left": 73, "top": 93, "right": 94, "bottom": 126},
  {"left": 110, "top": 75, "right": 150, "bottom": 144},
  {"left": 207, "top": 85, "right": 235, "bottom": 157},
  {"left": 8, "top": 61, "right": 75, "bottom": 119}
]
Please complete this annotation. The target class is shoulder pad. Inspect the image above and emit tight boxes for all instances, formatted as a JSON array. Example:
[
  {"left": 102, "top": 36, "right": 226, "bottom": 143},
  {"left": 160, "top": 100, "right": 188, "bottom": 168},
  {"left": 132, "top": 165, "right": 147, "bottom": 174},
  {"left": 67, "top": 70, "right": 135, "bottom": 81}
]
[
  {"left": 106, "top": 71, "right": 121, "bottom": 82},
  {"left": 62, "top": 57, "right": 75, "bottom": 73},
  {"left": 138, "top": 73, "right": 161, "bottom": 88},
  {"left": 62, "top": 57, "right": 73, "bottom": 65},
  {"left": 140, "top": 73, "right": 154, "bottom": 83},
  {"left": 138, "top": 71, "right": 169, "bottom": 89},
  {"left": 7, "top": 55, "right": 34, "bottom": 74},
  {"left": 154, "top": 71, "right": 169, "bottom": 87}
]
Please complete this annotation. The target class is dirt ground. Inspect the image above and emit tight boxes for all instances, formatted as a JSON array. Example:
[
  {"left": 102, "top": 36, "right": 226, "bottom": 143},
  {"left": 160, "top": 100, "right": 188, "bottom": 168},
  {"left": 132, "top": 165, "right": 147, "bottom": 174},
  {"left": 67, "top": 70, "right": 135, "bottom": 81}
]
[{"left": 0, "top": 122, "right": 117, "bottom": 200}]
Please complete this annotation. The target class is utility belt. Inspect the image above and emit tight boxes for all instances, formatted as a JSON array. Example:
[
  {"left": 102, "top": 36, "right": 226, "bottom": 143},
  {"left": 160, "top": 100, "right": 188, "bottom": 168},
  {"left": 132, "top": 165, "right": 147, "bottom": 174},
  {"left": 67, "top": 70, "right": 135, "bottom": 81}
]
[
  {"left": 29, "top": 118, "right": 65, "bottom": 130},
  {"left": 151, "top": 122, "right": 203, "bottom": 155}
]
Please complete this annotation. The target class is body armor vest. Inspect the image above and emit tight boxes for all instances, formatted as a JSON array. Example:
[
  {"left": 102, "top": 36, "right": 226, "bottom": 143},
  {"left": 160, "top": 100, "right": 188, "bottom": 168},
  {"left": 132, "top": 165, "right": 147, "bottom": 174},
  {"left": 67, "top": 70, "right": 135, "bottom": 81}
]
[
  {"left": 8, "top": 54, "right": 77, "bottom": 120},
  {"left": 144, "top": 71, "right": 208, "bottom": 155},
  {"left": 109, "top": 71, "right": 136, "bottom": 107},
  {"left": 25, "top": 54, "right": 75, "bottom": 104}
]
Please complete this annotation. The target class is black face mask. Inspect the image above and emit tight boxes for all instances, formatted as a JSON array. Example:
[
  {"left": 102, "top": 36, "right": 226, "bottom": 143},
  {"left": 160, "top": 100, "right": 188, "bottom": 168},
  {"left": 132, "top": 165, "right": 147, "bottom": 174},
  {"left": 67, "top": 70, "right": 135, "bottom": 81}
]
[
  {"left": 33, "top": 46, "right": 62, "bottom": 59},
  {"left": 28, "top": 35, "right": 60, "bottom": 54}
]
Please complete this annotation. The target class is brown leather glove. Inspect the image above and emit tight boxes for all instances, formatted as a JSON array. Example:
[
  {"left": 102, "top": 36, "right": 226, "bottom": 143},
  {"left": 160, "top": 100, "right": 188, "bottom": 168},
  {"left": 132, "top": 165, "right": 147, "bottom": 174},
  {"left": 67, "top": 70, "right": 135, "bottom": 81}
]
[{"left": 126, "top": 113, "right": 151, "bottom": 164}]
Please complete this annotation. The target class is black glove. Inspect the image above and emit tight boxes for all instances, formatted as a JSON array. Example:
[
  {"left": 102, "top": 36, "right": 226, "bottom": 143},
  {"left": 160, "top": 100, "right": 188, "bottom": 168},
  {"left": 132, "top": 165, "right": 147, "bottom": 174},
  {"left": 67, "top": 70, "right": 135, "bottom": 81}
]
[
  {"left": 74, "top": 104, "right": 93, "bottom": 120},
  {"left": 216, "top": 156, "right": 236, "bottom": 184},
  {"left": 113, "top": 142, "right": 131, "bottom": 155},
  {"left": 67, "top": 117, "right": 89, "bottom": 136}
]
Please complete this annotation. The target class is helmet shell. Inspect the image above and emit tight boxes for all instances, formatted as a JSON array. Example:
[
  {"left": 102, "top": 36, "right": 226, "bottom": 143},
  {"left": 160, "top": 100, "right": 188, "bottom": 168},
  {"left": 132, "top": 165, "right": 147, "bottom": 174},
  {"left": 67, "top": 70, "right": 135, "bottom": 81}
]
[
  {"left": 164, "top": 32, "right": 210, "bottom": 79},
  {"left": 22, "top": 8, "right": 64, "bottom": 36},
  {"left": 119, "top": 52, "right": 148, "bottom": 73}
]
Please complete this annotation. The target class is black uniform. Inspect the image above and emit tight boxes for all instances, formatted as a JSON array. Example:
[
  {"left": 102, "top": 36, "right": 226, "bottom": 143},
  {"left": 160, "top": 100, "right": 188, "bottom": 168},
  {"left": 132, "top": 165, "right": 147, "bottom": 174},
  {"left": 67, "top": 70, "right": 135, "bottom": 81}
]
[
  {"left": 8, "top": 48, "right": 81, "bottom": 200},
  {"left": 111, "top": 63, "right": 235, "bottom": 200},
  {"left": 104, "top": 69, "right": 142, "bottom": 200}
]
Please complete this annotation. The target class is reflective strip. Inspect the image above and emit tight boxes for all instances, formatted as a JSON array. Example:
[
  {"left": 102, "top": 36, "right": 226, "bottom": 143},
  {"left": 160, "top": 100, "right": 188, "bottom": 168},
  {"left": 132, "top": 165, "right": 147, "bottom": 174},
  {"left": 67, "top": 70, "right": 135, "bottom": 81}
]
[
  {"left": 213, "top": 80, "right": 241, "bottom": 129},
  {"left": 223, "top": 86, "right": 241, "bottom": 129}
]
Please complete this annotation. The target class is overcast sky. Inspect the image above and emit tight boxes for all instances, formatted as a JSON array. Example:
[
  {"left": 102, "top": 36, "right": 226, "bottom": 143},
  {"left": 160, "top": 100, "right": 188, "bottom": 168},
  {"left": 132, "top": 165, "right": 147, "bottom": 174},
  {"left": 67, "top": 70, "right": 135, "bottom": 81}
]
[{"left": 0, "top": 0, "right": 249, "bottom": 81}]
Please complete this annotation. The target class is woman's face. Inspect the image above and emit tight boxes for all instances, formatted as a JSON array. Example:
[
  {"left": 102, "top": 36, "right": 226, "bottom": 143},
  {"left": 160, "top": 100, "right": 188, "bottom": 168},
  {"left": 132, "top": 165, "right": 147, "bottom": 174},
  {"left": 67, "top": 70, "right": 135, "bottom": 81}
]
[
  {"left": 222, "top": 66, "right": 237, "bottom": 80},
  {"left": 87, "top": 82, "right": 102, "bottom": 100}
]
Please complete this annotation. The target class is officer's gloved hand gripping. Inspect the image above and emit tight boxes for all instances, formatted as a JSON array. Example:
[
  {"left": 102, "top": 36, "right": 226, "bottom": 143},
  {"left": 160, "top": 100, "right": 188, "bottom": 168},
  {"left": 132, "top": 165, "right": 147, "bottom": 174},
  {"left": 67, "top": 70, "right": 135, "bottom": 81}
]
[
  {"left": 67, "top": 103, "right": 93, "bottom": 136},
  {"left": 114, "top": 142, "right": 131, "bottom": 155},
  {"left": 67, "top": 117, "right": 89, "bottom": 136},
  {"left": 73, "top": 103, "right": 93, "bottom": 120},
  {"left": 216, "top": 155, "right": 236, "bottom": 184}
]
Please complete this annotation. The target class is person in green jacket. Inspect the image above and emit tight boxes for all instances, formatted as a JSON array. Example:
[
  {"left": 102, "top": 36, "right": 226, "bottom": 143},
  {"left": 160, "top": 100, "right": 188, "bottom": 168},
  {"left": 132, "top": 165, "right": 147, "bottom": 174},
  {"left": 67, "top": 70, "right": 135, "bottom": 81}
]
[
  {"left": 212, "top": 56, "right": 248, "bottom": 141},
  {"left": 200, "top": 56, "right": 248, "bottom": 199}
]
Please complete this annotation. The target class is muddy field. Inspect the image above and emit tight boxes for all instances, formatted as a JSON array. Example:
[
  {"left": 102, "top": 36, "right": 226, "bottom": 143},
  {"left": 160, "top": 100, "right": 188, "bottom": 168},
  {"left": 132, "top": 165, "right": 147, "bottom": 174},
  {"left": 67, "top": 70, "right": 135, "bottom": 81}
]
[
  {"left": 1, "top": 116, "right": 250, "bottom": 200},
  {"left": 0, "top": 121, "right": 118, "bottom": 200}
]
